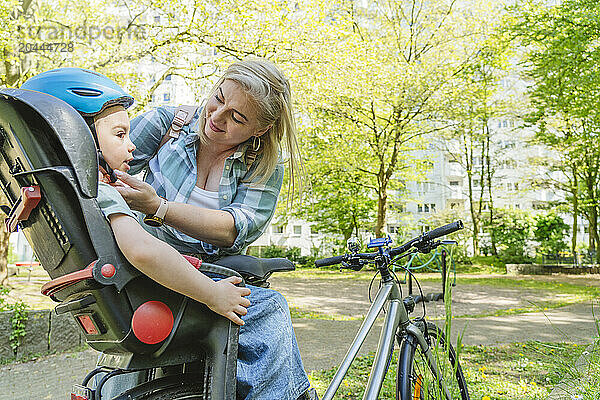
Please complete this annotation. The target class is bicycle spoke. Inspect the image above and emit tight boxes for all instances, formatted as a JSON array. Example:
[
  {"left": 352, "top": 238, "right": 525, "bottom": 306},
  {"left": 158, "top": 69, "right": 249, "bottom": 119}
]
[{"left": 397, "top": 322, "right": 469, "bottom": 400}]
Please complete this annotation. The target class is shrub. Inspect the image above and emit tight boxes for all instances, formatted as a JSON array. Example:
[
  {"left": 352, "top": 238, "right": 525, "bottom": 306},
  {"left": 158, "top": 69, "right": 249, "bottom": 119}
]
[
  {"left": 533, "top": 211, "right": 569, "bottom": 256},
  {"left": 260, "top": 245, "right": 316, "bottom": 268},
  {"left": 485, "top": 208, "right": 533, "bottom": 264}
]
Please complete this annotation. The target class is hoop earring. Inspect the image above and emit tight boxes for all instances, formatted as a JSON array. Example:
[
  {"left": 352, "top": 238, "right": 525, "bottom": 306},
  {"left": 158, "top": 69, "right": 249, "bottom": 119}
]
[
  {"left": 252, "top": 135, "right": 261, "bottom": 152},
  {"left": 246, "top": 136, "right": 261, "bottom": 166}
]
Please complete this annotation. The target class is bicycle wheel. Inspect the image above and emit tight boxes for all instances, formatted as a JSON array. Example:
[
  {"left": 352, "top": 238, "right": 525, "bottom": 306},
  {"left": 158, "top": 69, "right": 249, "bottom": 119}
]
[
  {"left": 113, "top": 373, "right": 205, "bottom": 400},
  {"left": 396, "top": 321, "right": 469, "bottom": 400}
]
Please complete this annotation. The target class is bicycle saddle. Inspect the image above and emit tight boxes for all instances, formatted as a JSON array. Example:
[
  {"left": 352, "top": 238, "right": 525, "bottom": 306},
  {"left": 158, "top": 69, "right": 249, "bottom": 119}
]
[{"left": 214, "top": 255, "right": 294, "bottom": 287}]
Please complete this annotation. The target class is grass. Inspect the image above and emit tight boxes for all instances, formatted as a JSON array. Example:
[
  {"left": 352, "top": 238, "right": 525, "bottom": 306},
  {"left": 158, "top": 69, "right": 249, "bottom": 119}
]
[
  {"left": 289, "top": 306, "right": 358, "bottom": 321},
  {"left": 308, "top": 341, "right": 586, "bottom": 399},
  {"left": 2, "top": 265, "right": 55, "bottom": 310}
]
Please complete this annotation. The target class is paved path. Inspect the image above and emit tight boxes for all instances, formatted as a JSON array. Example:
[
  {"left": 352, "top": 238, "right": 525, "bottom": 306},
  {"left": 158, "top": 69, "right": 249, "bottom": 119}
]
[{"left": 1, "top": 274, "right": 598, "bottom": 399}]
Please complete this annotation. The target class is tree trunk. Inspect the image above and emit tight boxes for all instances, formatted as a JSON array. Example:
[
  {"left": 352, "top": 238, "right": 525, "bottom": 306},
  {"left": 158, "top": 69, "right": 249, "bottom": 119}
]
[
  {"left": 0, "top": 192, "right": 10, "bottom": 286},
  {"left": 571, "top": 166, "right": 578, "bottom": 255},
  {"left": 0, "top": 230, "right": 9, "bottom": 287},
  {"left": 484, "top": 128, "right": 497, "bottom": 255},
  {"left": 375, "top": 179, "right": 388, "bottom": 238}
]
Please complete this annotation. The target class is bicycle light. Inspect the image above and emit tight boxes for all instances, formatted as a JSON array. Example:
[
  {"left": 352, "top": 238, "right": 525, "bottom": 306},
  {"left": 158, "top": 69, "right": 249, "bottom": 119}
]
[{"left": 347, "top": 237, "right": 361, "bottom": 253}]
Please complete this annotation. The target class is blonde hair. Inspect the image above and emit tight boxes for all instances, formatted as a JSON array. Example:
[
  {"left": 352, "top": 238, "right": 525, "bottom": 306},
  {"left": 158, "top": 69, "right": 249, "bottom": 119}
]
[{"left": 197, "top": 58, "right": 302, "bottom": 193}]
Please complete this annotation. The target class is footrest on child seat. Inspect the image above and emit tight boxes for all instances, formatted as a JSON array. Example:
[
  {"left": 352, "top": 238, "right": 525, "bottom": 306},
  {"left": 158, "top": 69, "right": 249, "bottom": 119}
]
[{"left": 40, "top": 260, "right": 96, "bottom": 297}]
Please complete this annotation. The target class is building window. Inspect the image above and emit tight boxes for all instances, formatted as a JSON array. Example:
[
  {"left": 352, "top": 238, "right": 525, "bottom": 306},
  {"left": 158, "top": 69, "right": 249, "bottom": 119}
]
[
  {"left": 450, "top": 180, "right": 460, "bottom": 186},
  {"left": 154, "top": 15, "right": 161, "bottom": 23},
  {"left": 450, "top": 202, "right": 462, "bottom": 210},
  {"left": 273, "top": 225, "right": 284, "bottom": 234},
  {"left": 419, "top": 203, "right": 436, "bottom": 213},
  {"left": 388, "top": 225, "right": 400, "bottom": 234},
  {"left": 293, "top": 225, "right": 302, "bottom": 235},
  {"left": 163, "top": 93, "right": 170, "bottom": 101}
]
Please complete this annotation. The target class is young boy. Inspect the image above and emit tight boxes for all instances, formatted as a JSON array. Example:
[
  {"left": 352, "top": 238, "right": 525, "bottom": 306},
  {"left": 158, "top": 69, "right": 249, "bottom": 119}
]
[{"left": 22, "top": 67, "right": 251, "bottom": 326}]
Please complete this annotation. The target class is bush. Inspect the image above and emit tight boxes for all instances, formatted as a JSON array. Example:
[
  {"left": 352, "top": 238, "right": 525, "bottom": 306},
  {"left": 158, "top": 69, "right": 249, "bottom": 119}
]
[
  {"left": 260, "top": 245, "right": 316, "bottom": 268},
  {"left": 485, "top": 208, "right": 533, "bottom": 264},
  {"left": 533, "top": 211, "right": 569, "bottom": 256}
]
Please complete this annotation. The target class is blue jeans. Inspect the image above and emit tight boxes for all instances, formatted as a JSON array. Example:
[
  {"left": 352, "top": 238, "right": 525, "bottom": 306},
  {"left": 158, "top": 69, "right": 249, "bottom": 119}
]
[
  {"left": 93, "top": 285, "right": 310, "bottom": 400},
  {"left": 237, "top": 285, "right": 310, "bottom": 399}
]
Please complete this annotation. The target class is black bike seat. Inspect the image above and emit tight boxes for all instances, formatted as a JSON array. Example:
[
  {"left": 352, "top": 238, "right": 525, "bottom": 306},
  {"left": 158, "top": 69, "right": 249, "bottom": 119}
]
[{"left": 213, "top": 255, "right": 294, "bottom": 287}]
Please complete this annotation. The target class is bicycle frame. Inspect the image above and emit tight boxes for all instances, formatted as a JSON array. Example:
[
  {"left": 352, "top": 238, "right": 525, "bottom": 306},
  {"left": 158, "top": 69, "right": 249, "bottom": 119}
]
[{"left": 322, "top": 277, "right": 453, "bottom": 400}]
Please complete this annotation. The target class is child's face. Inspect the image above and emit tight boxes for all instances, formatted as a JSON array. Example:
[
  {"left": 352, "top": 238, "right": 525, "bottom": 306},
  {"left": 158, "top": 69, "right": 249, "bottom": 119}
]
[{"left": 94, "top": 106, "right": 135, "bottom": 172}]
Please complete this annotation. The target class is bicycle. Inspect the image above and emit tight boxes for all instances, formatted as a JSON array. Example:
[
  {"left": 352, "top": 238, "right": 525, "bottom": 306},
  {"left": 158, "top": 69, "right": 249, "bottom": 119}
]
[{"left": 314, "top": 221, "right": 470, "bottom": 400}]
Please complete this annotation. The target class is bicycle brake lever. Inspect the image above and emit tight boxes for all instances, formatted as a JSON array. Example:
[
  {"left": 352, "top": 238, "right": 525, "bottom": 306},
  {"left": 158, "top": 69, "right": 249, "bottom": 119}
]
[
  {"left": 342, "top": 256, "right": 369, "bottom": 271},
  {"left": 414, "top": 239, "right": 440, "bottom": 254}
]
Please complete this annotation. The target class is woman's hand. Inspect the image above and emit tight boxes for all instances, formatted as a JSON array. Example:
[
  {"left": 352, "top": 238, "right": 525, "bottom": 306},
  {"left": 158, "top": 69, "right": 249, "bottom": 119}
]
[
  {"left": 113, "top": 170, "right": 161, "bottom": 215},
  {"left": 206, "top": 276, "right": 252, "bottom": 326}
]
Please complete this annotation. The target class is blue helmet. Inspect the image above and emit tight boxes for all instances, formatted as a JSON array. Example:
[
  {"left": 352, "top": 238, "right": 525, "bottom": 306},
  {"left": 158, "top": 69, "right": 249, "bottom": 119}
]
[{"left": 21, "top": 67, "right": 134, "bottom": 116}]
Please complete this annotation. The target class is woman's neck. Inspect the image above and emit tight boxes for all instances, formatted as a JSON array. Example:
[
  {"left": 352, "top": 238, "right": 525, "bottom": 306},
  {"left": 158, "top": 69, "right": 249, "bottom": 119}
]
[{"left": 197, "top": 142, "right": 238, "bottom": 162}]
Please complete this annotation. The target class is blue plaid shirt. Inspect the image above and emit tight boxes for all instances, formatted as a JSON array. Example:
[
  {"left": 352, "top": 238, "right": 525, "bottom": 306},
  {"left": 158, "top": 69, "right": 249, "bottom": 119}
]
[{"left": 128, "top": 106, "right": 283, "bottom": 256}]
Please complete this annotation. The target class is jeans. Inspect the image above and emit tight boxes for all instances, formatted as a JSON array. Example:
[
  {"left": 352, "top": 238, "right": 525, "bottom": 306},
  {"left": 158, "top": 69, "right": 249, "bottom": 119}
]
[
  {"left": 237, "top": 285, "right": 310, "bottom": 399},
  {"left": 93, "top": 285, "right": 310, "bottom": 400}
]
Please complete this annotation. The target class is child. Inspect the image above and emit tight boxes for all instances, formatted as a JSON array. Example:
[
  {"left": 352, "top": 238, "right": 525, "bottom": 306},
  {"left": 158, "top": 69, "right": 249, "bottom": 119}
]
[{"left": 21, "top": 67, "right": 251, "bottom": 326}]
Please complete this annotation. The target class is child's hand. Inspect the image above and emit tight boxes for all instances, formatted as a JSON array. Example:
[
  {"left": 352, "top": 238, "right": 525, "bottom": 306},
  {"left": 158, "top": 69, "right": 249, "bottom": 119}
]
[{"left": 206, "top": 276, "right": 251, "bottom": 326}]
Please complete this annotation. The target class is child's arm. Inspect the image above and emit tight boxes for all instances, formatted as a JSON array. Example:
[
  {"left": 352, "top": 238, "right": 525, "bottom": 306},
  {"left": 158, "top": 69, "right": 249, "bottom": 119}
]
[{"left": 108, "top": 213, "right": 251, "bottom": 326}]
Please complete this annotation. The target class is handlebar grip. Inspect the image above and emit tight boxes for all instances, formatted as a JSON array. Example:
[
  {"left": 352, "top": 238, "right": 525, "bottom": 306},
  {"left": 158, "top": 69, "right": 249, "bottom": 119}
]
[
  {"left": 422, "top": 220, "right": 463, "bottom": 242},
  {"left": 314, "top": 255, "right": 345, "bottom": 267}
]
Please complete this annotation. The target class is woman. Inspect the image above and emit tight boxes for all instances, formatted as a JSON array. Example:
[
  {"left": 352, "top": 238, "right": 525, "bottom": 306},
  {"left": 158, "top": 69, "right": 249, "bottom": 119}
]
[{"left": 114, "top": 59, "right": 315, "bottom": 400}]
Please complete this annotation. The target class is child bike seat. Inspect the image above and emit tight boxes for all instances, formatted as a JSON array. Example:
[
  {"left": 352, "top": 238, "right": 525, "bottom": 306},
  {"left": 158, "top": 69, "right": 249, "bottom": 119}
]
[{"left": 0, "top": 88, "right": 244, "bottom": 398}]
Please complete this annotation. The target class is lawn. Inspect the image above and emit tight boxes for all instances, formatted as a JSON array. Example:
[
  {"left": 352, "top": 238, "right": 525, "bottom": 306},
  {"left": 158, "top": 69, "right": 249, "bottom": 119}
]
[
  {"left": 3, "top": 263, "right": 600, "bottom": 398},
  {"left": 308, "top": 340, "right": 594, "bottom": 399}
]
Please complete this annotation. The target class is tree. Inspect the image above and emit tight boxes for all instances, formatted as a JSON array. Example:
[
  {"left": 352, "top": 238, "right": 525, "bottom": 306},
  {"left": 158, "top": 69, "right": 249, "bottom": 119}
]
[
  {"left": 290, "top": 0, "right": 503, "bottom": 238},
  {"left": 508, "top": 0, "right": 600, "bottom": 261},
  {"left": 290, "top": 123, "right": 377, "bottom": 243},
  {"left": 0, "top": 190, "right": 9, "bottom": 286},
  {"left": 440, "top": 34, "right": 514, "bottom": 256},
  {"left": 533, "top": 212, "right": 569, "bottom": 256},
  {"left": 485, "top": 208, "right": 532, "bottom": 263}
]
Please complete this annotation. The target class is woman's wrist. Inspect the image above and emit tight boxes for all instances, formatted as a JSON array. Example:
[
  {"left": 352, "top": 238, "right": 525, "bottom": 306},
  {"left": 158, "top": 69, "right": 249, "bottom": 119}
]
[{"left": 147, "top": 196, "right": 162, "bottom": 215}]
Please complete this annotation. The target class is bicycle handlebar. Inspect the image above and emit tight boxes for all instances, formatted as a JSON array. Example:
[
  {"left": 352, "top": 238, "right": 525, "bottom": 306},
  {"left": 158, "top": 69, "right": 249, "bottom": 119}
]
[
  {"left": 314, "top": 220, "right": 463, "bottom": 268},
  {"left": 422, "top": 220, "right": 464, "bottom": 242},
  {"left": 314, "top": 255, "right": 346, "bottom": 267}
]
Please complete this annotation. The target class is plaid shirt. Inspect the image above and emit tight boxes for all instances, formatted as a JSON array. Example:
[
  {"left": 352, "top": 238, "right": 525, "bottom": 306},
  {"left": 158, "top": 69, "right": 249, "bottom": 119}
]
[{"left": 129, "top": 106, "right": 283, "bottom": 256}]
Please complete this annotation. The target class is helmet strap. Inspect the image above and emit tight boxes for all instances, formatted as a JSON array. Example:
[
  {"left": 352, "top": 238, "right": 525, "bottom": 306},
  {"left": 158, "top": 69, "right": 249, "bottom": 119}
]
[{"left": 85, "top": 116, "right": 117, "bottom": 183}]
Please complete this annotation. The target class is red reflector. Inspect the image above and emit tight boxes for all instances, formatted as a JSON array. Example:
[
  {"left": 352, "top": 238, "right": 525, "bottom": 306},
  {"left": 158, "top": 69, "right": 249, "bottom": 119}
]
[
  {"left": 71, "top": 384, "right": 92, "bottom": 400},
  {"left": 132, "top": 301, "right": 174, "bottom": 344},
  {"left": 77, "top": 315, "right": 99, "bottom": 335}
]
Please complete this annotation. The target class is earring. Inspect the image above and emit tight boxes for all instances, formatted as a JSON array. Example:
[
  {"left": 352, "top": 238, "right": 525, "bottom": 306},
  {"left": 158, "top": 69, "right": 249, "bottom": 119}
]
[
  {"left": 246, "top": 136, "right": 261, "bottom": 165},
  {"left": 252, "top": 135, "right": 261, "bottom": 152}
]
